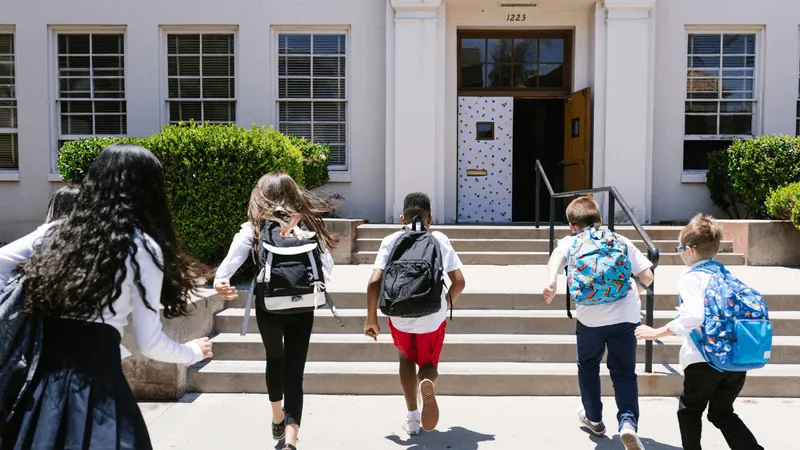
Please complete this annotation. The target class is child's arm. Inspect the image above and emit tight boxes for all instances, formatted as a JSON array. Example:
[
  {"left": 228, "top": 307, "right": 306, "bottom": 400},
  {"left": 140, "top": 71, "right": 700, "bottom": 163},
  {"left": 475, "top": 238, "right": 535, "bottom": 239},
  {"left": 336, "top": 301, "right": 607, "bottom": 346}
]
[
  {"left": 636, "top": 274, "right": 704, "bottom": 341},
  {"left": 214, "top": 223, "right": 255, "bottom": 301},
  {"left": 543, "top": 246, "right": 567, "bottom": 304},
  {"left": 364, "top": 269, "right": 383, "bottom": 340},
  {"left": 446, "top": 269, "right": 466, "bottom": 307}
]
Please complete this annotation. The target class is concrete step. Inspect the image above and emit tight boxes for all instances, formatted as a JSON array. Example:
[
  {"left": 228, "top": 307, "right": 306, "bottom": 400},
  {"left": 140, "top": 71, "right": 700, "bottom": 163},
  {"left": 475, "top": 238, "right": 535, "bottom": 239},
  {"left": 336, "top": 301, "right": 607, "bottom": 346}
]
[
  {"left": 356, "top": 225, "right": 685, "bottom": 241},
  {"left": 215, "top": 309, "right": 800, "bottom": 336},
  {"left": 210, "top": 333, "right": 800, "bottom": 364},
  {"left": 352, "top": 251, "right": 745, "bottom": 266},
  {"left": 187, "top": 361, "right": 800, "bottom": 397},
  {"left": 355, "top": 238, "right": 734, "bottom": 254},
  {"left": 223, "top": 290, "right": 800, "bottom": 311}
]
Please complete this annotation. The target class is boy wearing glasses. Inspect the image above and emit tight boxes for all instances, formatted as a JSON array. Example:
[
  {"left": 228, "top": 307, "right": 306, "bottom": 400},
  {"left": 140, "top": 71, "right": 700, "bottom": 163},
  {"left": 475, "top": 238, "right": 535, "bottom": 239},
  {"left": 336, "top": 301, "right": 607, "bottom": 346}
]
[{"left": 635, "top": 215, "right": 764, "bottom": 450}]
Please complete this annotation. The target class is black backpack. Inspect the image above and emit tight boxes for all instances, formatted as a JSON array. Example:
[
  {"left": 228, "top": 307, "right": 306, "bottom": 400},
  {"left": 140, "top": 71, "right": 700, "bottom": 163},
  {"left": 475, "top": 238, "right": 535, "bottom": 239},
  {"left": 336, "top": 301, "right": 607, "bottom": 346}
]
[
  {"left": 379, "top": 217, "right": 450, "bottom": 319},
  {"left": 240, "top": 221, "right": 342, "bottom": 335}
]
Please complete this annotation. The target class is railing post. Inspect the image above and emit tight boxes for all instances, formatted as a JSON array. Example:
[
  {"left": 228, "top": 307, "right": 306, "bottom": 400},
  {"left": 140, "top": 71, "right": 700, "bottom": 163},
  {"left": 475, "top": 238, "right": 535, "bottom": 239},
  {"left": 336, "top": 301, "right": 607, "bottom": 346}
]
[
  {"left": 535, "top": 169, "right": 541, "bottom": 228},
  {"left": 645, "top": 263, "right": 655, "bottom": 374},
  {"left": 548, "top": 197, "right": 555, "bottom": 255},
  {"left": 607, "top": 193, "right": 616, "bottom": 231}
]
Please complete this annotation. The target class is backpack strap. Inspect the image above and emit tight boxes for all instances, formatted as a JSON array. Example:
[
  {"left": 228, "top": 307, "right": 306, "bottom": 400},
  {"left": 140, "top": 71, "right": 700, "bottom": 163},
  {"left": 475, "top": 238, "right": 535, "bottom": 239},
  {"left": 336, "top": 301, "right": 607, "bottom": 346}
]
[{"left": 240, "top": 277, "right": 256, "bottom": 336}]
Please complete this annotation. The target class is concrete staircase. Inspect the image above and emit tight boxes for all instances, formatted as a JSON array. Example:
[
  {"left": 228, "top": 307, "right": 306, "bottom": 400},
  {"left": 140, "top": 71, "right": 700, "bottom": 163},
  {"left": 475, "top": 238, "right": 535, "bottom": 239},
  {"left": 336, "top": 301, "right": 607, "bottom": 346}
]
[
  {"left": 187, "top": 226, "right": 800, "bottom": 397},
  {"left": 352, "top": 225, "right": 745, "bottom": 266}
]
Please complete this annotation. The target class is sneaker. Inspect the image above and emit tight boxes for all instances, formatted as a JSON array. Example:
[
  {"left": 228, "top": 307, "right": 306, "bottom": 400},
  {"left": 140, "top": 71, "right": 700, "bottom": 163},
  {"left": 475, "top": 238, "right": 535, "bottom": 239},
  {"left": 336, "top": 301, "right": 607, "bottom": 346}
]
[
  {"left": 272, "top": 409, "right": 286, "bottom": 441},
  {"left": 620, "top": 423, "right": 645, "bottom": 450},
  {"left": 403, "top": 417, "right": 421, "bottom": 436},
  {"left": 577, "top": 408, "right": 607, "bottom": 437},
  {"left": 418, "top": 379, "right": 440, "bottom": 431}
]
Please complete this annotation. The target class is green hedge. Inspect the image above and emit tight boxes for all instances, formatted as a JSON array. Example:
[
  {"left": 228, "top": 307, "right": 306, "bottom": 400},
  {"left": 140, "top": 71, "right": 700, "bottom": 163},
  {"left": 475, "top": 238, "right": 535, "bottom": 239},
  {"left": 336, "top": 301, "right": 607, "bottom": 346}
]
[
  {"left": 707, "top": 136, "right": 800, "bottom": 219},
  {"left": 766, "top": 182, "right": 800, "bottom": 230},
  {"left": 57, "top": 123, "right": 331, "bottom": 264}
]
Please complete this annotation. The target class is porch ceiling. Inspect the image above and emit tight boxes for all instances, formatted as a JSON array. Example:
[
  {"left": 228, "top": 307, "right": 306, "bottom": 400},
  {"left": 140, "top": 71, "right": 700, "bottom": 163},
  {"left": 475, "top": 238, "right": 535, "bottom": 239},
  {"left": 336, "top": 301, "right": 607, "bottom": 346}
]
[{"left": 446, "top": 0, "right": 599, "bottom": 10}]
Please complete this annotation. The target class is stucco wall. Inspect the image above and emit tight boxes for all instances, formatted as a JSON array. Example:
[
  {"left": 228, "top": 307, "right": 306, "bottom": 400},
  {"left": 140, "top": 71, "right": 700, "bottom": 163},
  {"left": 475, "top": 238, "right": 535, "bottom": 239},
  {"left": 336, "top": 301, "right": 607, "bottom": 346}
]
[
  {"left": 0, "top": 0, "right": 387, "bottom": 243},
  {"left": 650, "top": 0, "right": 800, "bottom": 222}
]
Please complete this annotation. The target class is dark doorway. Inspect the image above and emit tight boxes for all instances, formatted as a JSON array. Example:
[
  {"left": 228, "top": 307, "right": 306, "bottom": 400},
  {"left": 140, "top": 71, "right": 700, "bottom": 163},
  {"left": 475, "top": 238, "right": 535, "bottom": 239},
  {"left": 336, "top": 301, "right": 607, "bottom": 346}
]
[{"left": 512, "top": 98, "right": 565, "bottom": 222}]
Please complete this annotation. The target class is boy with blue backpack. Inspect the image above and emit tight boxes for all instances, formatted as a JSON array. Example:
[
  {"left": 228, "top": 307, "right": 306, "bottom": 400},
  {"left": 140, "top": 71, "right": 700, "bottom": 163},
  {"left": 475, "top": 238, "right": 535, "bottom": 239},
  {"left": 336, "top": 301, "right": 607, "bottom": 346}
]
[
  {"left": 542, "top": 196, "right": 653, "bottom": 450},
  {"left": 635, "top": 215, "right": 769, "bottom": 450}
]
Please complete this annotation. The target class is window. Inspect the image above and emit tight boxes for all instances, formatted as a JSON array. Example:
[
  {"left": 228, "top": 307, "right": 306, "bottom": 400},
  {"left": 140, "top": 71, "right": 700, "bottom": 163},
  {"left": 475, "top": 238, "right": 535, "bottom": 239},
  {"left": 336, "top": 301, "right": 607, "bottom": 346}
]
[
  {"left": 167, "top": 33, "right": 236, "bottom": 124},
  {"left": 277, "top": 33, "right": 347, "bottom": 169},
  {"left": 684, "top": 33, "right": 757, "bottom": 171},
  {"left": 458, "top": 31, "right": 571, "bottom": 91},
  {"left": 57, "top": 33, "right": 126, "bottom": 149},
  {"left": 0, "top": 33, "right": 17, "bottom": 170}
]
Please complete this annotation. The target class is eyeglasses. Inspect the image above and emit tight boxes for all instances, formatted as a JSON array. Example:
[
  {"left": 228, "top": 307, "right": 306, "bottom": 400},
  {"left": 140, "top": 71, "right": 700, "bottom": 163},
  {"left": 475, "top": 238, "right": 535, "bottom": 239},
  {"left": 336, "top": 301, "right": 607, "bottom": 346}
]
[{"left": 675, "top": 244, "right": 696, "bottom": 253}]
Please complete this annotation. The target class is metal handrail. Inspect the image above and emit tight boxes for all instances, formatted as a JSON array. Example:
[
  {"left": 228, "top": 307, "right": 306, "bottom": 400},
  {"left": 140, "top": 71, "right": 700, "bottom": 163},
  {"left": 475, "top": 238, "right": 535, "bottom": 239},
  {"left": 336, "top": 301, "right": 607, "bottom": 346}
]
[{"left": 534, "top": 159, "right": 661, "bottom": 373}]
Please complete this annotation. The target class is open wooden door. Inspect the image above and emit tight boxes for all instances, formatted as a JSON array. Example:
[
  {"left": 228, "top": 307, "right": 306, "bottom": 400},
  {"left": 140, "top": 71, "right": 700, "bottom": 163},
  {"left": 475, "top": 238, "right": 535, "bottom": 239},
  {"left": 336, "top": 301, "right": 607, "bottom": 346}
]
[{"left": 563, "top": 87, "right": 592, "bottom": 192}]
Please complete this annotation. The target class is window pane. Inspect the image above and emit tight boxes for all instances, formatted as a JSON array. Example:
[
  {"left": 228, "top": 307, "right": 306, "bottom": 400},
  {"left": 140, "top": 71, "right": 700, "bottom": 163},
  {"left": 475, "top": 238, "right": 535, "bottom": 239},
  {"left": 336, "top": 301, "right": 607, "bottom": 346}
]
[
  {"left": 460, "top": 64, "right": 484, "bottom": 88},
  {"left": 174, "top": 56, "right": 200, "bottom": 76},
  {"left": 0, "top": 35, "right": 13, "bottom": 54},
  {"left": 280, "top": 35, "right": 311, "bottom": 55},
  {"left": 487, "top": 64, "right": 512, "bottom": 87},
  {"left": 281, "top": 56, "right": 311, "bottom": 77},
  {"left": 690, "top": 56, "right": 721, "bottom": 69},
  {"left": 0, "top": 100, "right": 16, "bottom": 128},
  {"left": 314, "top": 56, "right": 344, "bottom": 77},
  {"left": 313, "top": 102, "right": 344, "bottom": 122},
  {"left": 0, "top": 134, "right": 18, "bottom": 169},
  {"left": 203, "top": 78, "right": 234, "bottom": 98},
  {"left": 95, "top": 114, "right": 125, "bottom": 134},
  {"left": 683, "top": 140, "right": 733, "bottom": 171},
  {"left": 539, "top": 39, "right": 564, "bottom": 63},
  {"left": 719, "top": 114, "right": 753, "bottom": 134},
  {"left": 514, "top": 64, "right": 538, "bottom": 88},
  {"left": 60, "top": 100, "right": 93, "bottom": 114},
  {"left": 313, "top": 35, "right": 344, "bottom": 55},
  {"left": 538, "top": 64, "right": 563, "bottom": 88},
  {"left": 685, "top": 101, "right": 718, "bottom": 114},
  {"left": 279, "top": 101, "right": 312, "bottom": 122},
  {"left": 514, "top": 39, "right": 537, "bottom": 63},
  {"left": 169, "top": 101, "right": 202, "bottom": 122},
  {"left": 461, "top": 39, "right": 485, "bottom": 64},
  {"left": 280, "top": 78, "right": 311, "bottom": 98},
  {"left": 92, "top": 35, "right": 123, "bottom": 54},
  {"left": 685, "top": 115, "right": 717, "bottom": 135},
  {"left": 313, "top": 79, "right": 343, "bottom": 99},
  {"left": 688, "top": 34, "right": 721, "bottom": 54},
  {"left": 94, "top": 101, "right": 125, "bottom": 114},
  {"left": 203, "top": 56, "right": 233, "bottom": 77},
  {"left": 202, "top": 34, "right": 233, "bottom": 54},
  {"left": 59, "top": 35, "right": 90, "bottom": 54},
  {"left": 168, "top": 78, "right": 201, "bottom": 99},
  {"left": 61, "top": 114, "right": 94, "bottom": 135},
  {"left": 203, "top": 101, "right": 235, "bottom": 122},
  {"left": 93, "top": 78, "right": 124, "bottom": 98},
  {"left": 722, "top": 34, "right": 756, "bottom": 54},
  {"left": 487, "top": 39, "right": 513, "bottom": 63}
]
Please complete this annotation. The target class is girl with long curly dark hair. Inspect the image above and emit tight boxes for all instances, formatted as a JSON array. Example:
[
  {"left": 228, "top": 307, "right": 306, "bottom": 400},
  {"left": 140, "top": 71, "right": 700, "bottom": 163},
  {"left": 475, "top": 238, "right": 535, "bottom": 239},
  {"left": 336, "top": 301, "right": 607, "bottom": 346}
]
[
  {"left": 0, "top": 144, "right": 213, "bottom": 449},
  {"left": 214, "top": 172, "right": 339, "bottom": 450}
]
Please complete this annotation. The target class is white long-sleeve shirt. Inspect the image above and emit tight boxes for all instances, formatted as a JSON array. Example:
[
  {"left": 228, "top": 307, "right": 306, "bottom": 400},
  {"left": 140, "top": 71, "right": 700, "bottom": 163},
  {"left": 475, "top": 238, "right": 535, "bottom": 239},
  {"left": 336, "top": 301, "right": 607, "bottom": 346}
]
[
  {"left": 0, "top": 222, "right": 204, "bottom": 365},
  {"left": 214, "top": 222, "right": 334, "bottom": 287},
  {"left": 666, "top": 260, "right": 712, "bottom": 370}
]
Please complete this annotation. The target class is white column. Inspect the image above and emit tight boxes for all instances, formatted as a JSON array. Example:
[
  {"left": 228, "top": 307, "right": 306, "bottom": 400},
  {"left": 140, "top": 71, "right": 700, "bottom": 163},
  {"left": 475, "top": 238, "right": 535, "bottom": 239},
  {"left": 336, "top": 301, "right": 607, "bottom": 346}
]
[
  {"left": 386, "top": 0, "right": 445, "bottom": 223},
  {"left": 602, "top": 0, "right": 656, "bottom": 223}
]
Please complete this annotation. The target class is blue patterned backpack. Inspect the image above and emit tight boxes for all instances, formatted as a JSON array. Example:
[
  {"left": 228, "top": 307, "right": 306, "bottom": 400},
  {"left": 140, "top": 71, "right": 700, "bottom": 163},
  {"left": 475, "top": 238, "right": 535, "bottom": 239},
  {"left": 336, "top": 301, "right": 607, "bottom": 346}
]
[
  {"left": 685, "top": 260, "right": 772, "bottom": 372},
  {"left": 566, "top": 226, "right": 632, "bottom": 306}
]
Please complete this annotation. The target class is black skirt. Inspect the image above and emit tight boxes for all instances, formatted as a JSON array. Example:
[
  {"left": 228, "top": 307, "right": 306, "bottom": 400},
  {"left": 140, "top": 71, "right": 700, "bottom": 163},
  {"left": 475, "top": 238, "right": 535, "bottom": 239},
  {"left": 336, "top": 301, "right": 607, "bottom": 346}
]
[{"left": 2, "top": 319, "right": 152, "bottom": 450}]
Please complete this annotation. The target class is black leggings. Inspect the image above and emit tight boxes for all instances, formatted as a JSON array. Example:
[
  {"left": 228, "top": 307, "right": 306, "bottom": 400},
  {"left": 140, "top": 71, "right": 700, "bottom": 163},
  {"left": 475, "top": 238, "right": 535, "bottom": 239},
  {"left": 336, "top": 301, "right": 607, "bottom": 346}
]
[{"left": 255, "top": 307, "right": 314, "bottom": 427}]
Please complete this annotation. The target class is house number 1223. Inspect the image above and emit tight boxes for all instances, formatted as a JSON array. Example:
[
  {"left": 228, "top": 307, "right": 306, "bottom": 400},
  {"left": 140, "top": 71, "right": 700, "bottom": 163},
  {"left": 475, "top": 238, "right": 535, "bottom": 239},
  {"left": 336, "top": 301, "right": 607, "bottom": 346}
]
[{"left": 507, "top": 14, "right": 527, "bottom": 22}]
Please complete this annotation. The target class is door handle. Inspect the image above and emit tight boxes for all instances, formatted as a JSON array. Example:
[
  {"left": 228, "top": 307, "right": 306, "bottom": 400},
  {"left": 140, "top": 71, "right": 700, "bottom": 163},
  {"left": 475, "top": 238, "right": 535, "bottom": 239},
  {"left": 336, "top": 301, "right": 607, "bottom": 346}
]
[
  {"left": 466, "top": 169, "right": 488, "bottom": 177},
  {"left": 560, "top": 160, "right": 580, "bottom": 169}
]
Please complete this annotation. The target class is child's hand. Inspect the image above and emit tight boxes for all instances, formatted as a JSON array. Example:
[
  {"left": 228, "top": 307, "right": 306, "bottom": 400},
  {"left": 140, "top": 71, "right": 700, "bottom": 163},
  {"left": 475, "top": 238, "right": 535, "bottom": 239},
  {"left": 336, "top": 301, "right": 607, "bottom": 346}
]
[
  {"left": 635, "top": 325, "right": 661, "bottom": 341},
  {"left": 542, "top": 285, "right": 556, "bottom": 304},
  {"left": 191, "top": 337, "right": 213, "bottom": 359},
  {"left": 215, "top": 282, "right": 238, "bottom": 301},
  {"left": 364, "top": 321, "right": 380, "bottom": 341}
]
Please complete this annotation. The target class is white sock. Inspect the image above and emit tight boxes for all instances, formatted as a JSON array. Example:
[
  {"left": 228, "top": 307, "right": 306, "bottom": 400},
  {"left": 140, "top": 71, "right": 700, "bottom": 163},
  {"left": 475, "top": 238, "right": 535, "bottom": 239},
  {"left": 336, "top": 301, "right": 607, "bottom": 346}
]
[{"left": 408, "top": 409, "right": 421, "bottom": 421}]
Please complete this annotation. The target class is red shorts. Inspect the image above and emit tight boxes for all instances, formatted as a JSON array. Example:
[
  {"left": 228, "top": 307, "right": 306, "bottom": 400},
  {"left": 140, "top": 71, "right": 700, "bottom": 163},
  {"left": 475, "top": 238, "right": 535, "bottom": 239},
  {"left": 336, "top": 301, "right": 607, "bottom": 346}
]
[{"left": 388, "top": 319, "right": 447, "bottom": 367}]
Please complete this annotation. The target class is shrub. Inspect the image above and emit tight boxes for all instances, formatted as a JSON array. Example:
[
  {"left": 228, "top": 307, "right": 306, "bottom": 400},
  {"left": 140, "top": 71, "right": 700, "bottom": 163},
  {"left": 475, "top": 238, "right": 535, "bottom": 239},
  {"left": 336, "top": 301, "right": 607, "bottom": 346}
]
[
  {"left": 766, "top": 182, "right": 800, "bottom": 230},
  {"left": 288, "top": 135, "right": 330, "bottom": 189},
  {"left": 58, "top": 137, "right": 148, "bottom": 183},
  {"left": 707, "top": 136, "right": 800, "bottom": 219}
]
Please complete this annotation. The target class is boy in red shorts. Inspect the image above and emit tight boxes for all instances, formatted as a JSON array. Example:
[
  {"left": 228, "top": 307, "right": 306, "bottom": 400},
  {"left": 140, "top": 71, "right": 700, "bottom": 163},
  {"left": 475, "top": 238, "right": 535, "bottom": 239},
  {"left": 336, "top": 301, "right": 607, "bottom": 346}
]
[{"left": 364, "top": 192, "right": 466, "bottom": 435}]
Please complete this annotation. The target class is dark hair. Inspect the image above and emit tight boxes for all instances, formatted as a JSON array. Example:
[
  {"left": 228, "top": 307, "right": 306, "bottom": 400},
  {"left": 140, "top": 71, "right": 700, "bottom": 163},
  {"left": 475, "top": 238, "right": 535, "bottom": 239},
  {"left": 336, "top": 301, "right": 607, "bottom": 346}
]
[
  {"left": 680, "top": 214, "right": 723, "bottom": 259},
  {"left": 403, "top": 192, "right": 432, "bottom": 222},
  {"left": 46, "top": 185, "right": 80, "bottom": 223},
  {"left": 248, "top": 171, "right": 340, "bottom": 251},
  {"left": 566, "top": 195, "right": 601, "bottom": 229},
  {"left": 22, "top": 144, "right": 200, "bottom": 320}
]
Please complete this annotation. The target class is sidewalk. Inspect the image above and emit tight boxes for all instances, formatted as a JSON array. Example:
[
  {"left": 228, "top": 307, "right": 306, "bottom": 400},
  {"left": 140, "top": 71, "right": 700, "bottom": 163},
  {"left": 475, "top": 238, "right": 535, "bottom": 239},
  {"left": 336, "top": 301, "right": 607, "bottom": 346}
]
[{"left": 142, "top": 394, "right": 796, "bottom": 449}]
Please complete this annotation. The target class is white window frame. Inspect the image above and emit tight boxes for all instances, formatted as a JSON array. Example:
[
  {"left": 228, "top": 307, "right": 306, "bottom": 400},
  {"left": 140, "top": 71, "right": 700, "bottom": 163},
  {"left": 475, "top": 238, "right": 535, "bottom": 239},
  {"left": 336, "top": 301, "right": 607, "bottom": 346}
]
[
  {"left": 49, "top": 26, "right": 128, "bottom": 173},
  {"left": 159, "top": 26, "right": 239, "bottom": 127},
  {"left": 272, "top": 27, "right": 351, "bottom": 174},
  {"left": 682, "top": 27, "right": 765, "bottom": 181},
  {"left": 0, "top": 26, "right": 18, "bottom": 177}
]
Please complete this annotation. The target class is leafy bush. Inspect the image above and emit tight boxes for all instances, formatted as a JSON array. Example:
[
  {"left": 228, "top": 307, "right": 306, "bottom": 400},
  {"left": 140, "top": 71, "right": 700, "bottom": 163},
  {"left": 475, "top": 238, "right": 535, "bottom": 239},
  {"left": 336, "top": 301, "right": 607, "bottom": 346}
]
[
  {"left": 288, "top": 135, "right": 330, "bottom": 189},
  {"left": 707, "top": 136, "right": 800, "bottom": 219},
  {"left": 58, "top": 137, "right": 148, "bottom": 183},
  {"left": 766, "top": 182, "right": 800, "bottom": 230}
]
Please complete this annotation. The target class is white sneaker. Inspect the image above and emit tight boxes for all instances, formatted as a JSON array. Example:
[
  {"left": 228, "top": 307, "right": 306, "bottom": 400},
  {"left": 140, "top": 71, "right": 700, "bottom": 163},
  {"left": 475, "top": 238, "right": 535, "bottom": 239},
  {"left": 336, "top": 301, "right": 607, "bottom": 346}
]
[
  {"left": 620, "top": 423, "right": 645, "bottom": 450},
  {"left": 403, "top": 413, "right": 421, "bottom": 436},
  {"left": 577, "top": 407, "right": 607, "bottom": 437}
]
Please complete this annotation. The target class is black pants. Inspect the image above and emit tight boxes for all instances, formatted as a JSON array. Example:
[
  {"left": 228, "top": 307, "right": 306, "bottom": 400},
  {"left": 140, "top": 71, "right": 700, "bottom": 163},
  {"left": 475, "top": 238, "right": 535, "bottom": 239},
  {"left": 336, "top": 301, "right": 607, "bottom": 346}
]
[
  {"left": 255, "top": 307, "right": 314, "bottom": 427},
  {"left": 678, "top": 363, "right": 763, "bottom": 450}
]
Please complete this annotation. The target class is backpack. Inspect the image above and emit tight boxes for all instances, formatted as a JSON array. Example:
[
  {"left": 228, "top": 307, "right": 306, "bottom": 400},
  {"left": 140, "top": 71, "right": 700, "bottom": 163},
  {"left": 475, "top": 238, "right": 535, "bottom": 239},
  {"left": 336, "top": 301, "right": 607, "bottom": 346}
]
[
  {"left": 685, "top": 260, "right": 772, "bottom": 372},
  {"left": 0, "top": 273, "right": 44, "bottom": 424},
  {"left": 239, "top": 221, "right": 342, "bottom": 335},
  {"left": 379, "top": 218, "right": 449, "bottom": 319},
  {"left": 566, "top": 226, "right": 632, "bottom": 311}
]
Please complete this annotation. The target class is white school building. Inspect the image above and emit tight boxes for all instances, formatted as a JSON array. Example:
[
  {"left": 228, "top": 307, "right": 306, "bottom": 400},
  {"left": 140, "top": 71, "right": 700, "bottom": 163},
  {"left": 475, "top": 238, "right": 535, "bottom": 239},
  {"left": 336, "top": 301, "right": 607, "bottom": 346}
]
[{"left": 1, "top": 0, "right": 800, "bottom": 241}]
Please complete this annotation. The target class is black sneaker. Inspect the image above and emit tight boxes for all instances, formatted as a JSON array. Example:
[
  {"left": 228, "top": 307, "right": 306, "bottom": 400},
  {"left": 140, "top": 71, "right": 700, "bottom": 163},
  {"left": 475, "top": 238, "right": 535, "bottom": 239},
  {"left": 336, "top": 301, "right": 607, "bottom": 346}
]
[
  {"left": 578, "top": 408, "right": 607, "bottom": 436},
  {"left": 272, "top": 410, "right": 286, "bottom": 441}
]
